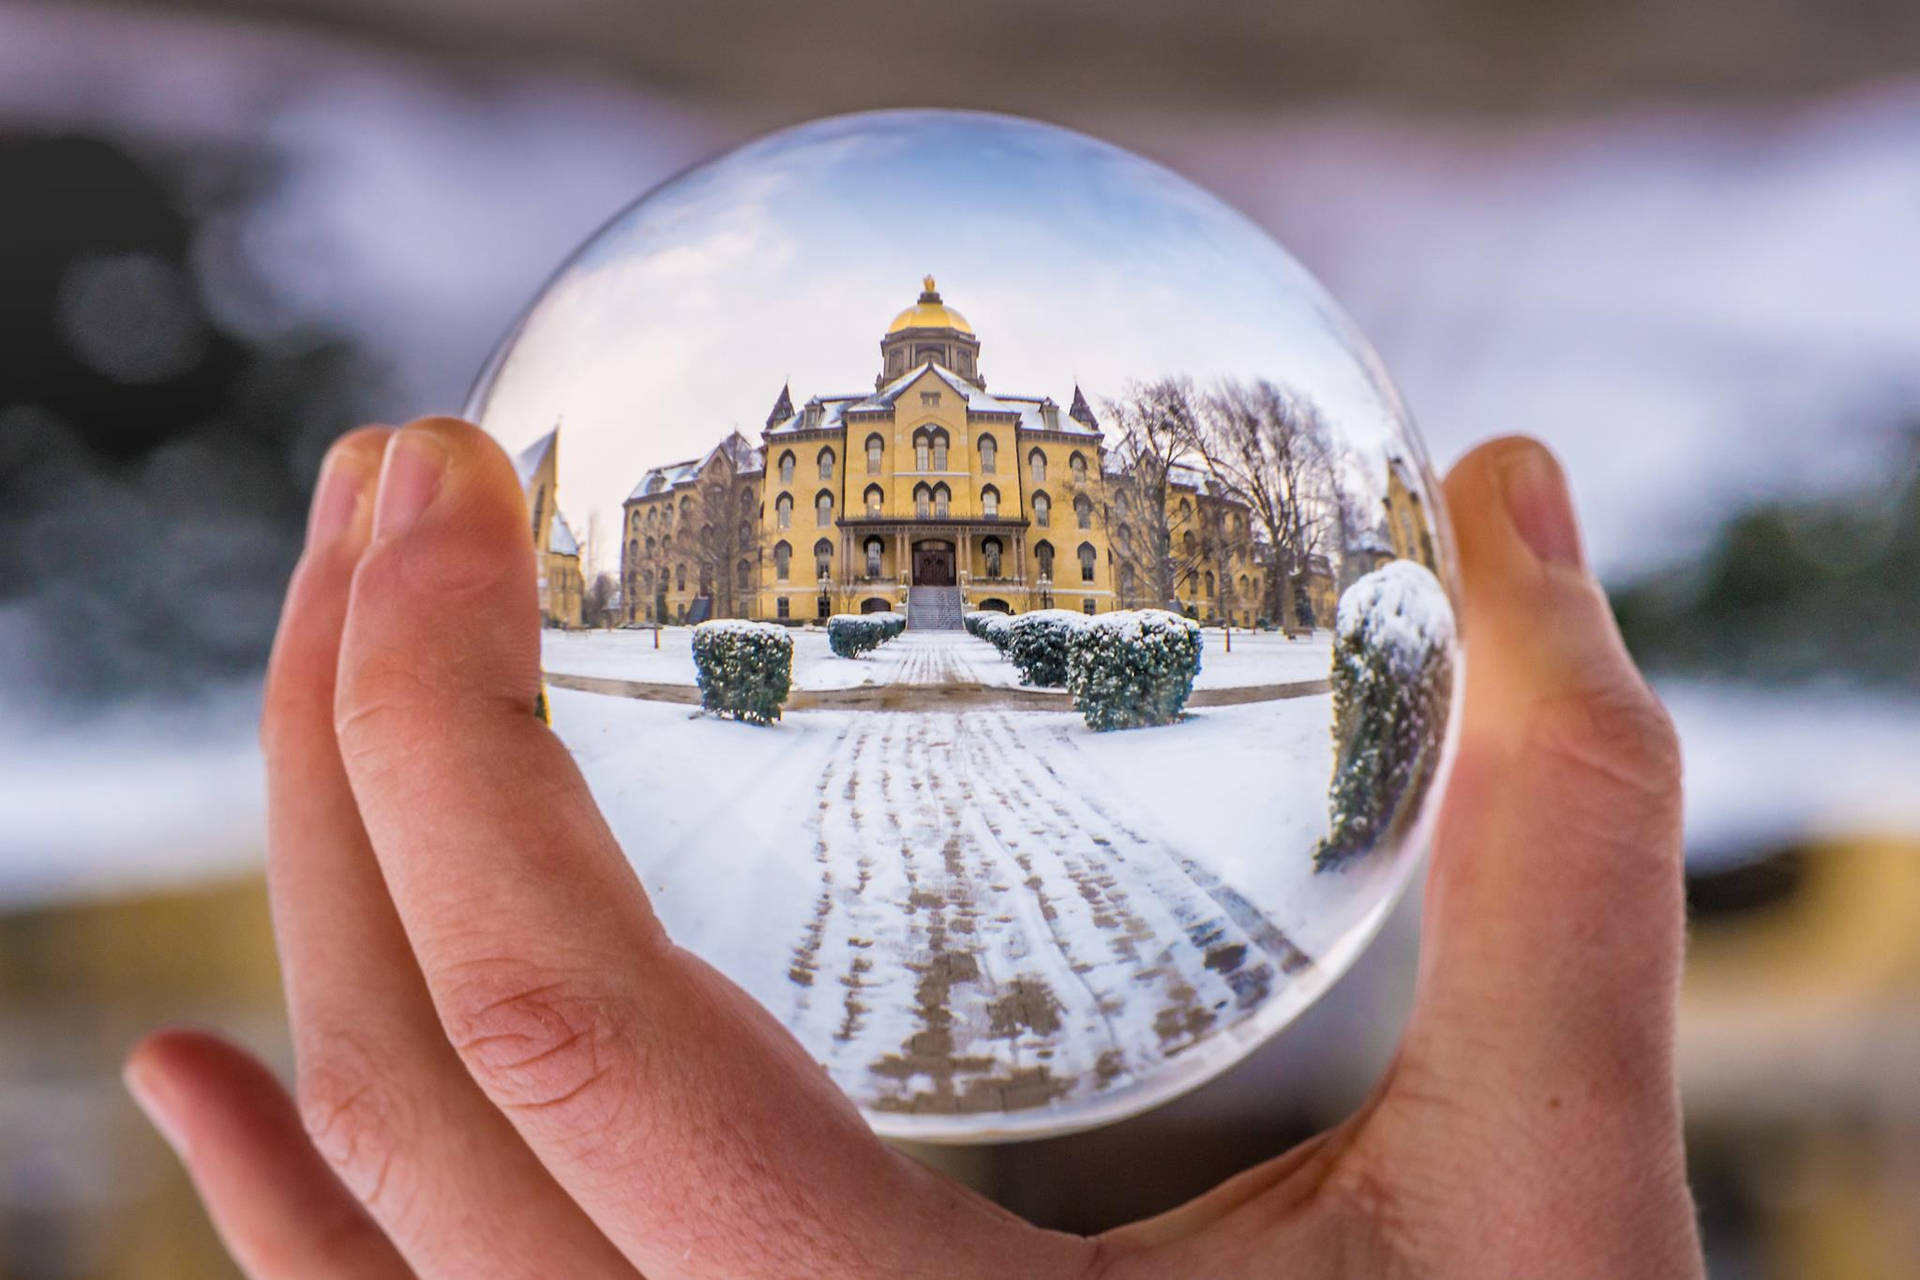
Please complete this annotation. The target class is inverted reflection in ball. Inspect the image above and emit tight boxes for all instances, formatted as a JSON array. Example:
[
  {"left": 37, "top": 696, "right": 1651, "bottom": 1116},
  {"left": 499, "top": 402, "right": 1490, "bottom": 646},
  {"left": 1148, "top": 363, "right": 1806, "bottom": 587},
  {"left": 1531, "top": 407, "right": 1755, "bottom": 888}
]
[{"left": 470, "top": 111, "right": 1460, "bottom": 1141}]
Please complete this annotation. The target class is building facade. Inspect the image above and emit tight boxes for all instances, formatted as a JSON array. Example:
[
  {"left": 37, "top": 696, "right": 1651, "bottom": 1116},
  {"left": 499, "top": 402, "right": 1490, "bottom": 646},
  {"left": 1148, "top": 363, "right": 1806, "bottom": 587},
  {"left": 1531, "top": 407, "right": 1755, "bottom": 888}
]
[{"left": 620, "top": 280, "right": 1279, "bottom": 626}]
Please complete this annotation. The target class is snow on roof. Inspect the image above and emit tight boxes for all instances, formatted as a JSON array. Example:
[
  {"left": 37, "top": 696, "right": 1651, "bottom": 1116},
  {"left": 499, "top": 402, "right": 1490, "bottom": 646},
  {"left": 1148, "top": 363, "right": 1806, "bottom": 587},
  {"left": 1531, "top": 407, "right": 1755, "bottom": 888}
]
[
  {"left": 628, "top": 457, "right": 701, "bottom": 500},
  {"left": 549, "top": 511, "right": 580, "bottom": 557},
  {"left": 765, "top": 363, "right": 1097, "bottom": 437},
  {"left": 513, "top": 428, "right": 556, "bottom": 489}
]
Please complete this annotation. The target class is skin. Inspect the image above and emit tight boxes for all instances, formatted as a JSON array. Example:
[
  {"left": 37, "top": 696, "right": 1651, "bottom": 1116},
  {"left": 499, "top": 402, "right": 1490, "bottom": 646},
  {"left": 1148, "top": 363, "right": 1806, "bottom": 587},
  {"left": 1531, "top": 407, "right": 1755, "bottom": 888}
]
[{"left": 126, "top": 418, "right": 1706, "bottom": 1279}]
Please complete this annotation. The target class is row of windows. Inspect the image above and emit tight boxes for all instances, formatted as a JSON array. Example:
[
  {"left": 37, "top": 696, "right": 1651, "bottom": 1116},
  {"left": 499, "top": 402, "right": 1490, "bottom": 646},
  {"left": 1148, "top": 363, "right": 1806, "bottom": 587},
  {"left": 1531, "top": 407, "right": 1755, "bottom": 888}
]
[
  {"left": 764, "top": 486, "right": 1097, "bottom": 527},
  {"left": 772, "top": 437, "right": 1092, "bottom": 484}
]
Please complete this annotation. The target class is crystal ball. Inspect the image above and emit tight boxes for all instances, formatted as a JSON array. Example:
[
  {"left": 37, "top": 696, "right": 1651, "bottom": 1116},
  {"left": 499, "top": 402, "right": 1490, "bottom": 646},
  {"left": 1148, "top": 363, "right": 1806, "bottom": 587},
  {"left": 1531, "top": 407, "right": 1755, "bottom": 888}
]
[{"left": 469, "top": 110, "right": 1460, "bottom": 1141}]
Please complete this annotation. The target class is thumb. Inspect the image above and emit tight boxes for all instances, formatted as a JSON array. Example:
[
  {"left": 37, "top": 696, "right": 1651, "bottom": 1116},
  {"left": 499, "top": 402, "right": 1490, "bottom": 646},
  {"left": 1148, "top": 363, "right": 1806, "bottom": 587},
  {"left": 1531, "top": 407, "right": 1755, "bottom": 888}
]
[{"left": 1405, "top": 435, "right": 1686, "bottom": 1116}]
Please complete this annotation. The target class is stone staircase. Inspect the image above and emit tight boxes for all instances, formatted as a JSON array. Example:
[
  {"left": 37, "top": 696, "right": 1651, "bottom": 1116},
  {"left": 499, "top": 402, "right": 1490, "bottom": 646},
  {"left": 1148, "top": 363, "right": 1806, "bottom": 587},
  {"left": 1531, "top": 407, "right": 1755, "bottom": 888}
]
[{"left": 907, "top": 585, "right": 965, "bottom": 630}]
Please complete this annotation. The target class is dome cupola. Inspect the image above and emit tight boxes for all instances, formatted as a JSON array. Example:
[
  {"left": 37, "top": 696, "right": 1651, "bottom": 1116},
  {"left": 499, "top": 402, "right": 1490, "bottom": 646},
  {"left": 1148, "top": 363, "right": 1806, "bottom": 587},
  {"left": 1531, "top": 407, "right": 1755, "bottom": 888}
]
[{"left": 878, "top": 275, "right": 983, "bottom": 388}]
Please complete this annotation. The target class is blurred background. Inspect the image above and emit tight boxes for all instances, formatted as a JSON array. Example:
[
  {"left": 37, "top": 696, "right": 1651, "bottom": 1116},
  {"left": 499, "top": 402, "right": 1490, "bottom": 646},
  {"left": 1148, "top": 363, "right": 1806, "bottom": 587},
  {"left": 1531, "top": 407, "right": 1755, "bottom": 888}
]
[{"left": 3, "top": 0, "right": 1917, "bottom": 1275}]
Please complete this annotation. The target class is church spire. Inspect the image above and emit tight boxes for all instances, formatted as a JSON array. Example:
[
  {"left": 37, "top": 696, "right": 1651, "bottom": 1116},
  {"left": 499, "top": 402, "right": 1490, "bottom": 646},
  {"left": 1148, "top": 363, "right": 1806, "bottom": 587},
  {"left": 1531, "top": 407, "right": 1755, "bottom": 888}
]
[
  {"left": 1069, "top": 383, "right": 1097, "bottom": 428},
  {"left": 766, "top": 381, "right": 794, "bottom": 428}
]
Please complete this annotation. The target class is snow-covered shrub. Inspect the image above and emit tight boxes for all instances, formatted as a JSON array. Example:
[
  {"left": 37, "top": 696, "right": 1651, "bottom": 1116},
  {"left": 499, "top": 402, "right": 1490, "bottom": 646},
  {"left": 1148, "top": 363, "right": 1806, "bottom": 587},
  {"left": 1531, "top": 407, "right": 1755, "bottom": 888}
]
[
  {"left": 689, "top": 619, "right": 793, "bottom": 724},
  {"left": 1314, "top": 560, "right": 1455, "bottom": 871},
  {"left": 827, "top": 613, "right": 886, "bottom": 658},
  {"left": 962, "top": 610, "right": 991, "bottom": 639},
  {"left": 1066, "top": 609, "right": 1203, "bottom": 730},
  {"left": 872, "top": 611, "right": 906, "bottom": 641},
  {"left": 1005, "top": 609, "right": 1086, "bottom": 688},
  {"left": 978, "top": 612, "right": 1014, "bottom": 654}
]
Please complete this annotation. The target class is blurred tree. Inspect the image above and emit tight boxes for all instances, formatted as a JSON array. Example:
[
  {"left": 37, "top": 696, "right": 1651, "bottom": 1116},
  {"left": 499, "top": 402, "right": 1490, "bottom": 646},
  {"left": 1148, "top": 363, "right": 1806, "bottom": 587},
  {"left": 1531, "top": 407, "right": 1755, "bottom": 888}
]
[
  {"left": 1611, "top": 433, "right": 1920, "bottom": 688},
  {"left": 0, "top": 133, "right": 376, "bottom": 703}
]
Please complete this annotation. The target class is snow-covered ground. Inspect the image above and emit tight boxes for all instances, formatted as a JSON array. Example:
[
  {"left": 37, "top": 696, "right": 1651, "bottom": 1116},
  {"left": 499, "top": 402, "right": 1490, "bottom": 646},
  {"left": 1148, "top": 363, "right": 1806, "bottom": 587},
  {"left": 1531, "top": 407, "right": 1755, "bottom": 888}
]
[
  {"left": 542, "top": 625, "right": 1332, "bottom": 693},
  {"left": 547, "top": 627, "right": 1410, "bottom": 1138}
]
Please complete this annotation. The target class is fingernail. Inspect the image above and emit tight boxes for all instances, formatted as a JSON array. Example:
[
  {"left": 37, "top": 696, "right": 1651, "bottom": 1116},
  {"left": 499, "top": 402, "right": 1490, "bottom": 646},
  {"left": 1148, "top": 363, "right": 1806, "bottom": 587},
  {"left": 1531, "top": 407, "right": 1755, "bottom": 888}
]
[
  {"left": 307, "top": 443, "right": 371, "bottom": 546},
  {"left": 374, "top": 428, "right": 449, "bottom": 538},
  {"left": 124, "top": 1058, "right": 189, "bottom": 1159},
  {"left": 1498, "top": 443, "right": 1585, "bottom": 570}
]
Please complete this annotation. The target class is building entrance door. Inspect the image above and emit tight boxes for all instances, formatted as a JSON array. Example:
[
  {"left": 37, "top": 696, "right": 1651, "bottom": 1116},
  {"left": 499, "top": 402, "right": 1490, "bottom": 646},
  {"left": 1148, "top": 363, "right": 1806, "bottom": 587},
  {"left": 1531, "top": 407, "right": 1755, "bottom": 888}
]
[{"left": 912, "top": 540, "right": 955, "bottom": 586}]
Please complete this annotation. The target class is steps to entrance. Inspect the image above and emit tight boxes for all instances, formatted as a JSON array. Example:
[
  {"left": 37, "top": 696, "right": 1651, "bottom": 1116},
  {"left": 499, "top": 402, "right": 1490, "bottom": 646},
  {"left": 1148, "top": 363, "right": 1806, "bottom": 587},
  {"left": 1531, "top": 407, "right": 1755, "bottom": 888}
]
[{"left": 906, "top": 585, "right": 964, "bottom": 630}]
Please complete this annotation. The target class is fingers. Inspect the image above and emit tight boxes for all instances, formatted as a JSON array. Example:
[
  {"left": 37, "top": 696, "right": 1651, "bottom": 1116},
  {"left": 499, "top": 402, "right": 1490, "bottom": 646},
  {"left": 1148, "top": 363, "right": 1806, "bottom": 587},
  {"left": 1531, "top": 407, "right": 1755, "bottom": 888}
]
[
  {"left": 333, "top": 418, "right": 1085, "bottom": 1279},
  {"left": 263, "top": 426, "right": 634, "bottom": 1278},
  {"left": 1409, "top": 437, "right": 1686, "bottom": 1093},
  {"left": 124, "top": 1030, "right": 411, "bottom": 1280}
]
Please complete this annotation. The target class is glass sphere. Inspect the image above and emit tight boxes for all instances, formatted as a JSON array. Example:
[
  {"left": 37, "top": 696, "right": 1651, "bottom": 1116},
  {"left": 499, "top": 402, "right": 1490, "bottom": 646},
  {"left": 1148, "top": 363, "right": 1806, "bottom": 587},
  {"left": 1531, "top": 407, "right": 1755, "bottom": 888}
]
[{"left": 469, "top": 110, "right": 1460, "bottom": 1141}]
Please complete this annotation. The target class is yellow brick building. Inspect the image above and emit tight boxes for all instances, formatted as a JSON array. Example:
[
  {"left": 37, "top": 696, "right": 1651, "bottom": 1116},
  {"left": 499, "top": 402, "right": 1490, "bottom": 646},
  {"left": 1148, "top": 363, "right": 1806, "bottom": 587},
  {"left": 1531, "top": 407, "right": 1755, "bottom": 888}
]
[
  {"left": 514, "top": 428, "right": 584, "bottom": 627},
  {"left": 621, "top": 279, "right": 1265, "bottom": 626}
]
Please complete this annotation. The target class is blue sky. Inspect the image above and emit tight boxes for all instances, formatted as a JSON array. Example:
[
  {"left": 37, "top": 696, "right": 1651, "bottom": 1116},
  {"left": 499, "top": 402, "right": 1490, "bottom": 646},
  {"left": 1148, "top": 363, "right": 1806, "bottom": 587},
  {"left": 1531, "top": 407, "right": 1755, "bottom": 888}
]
[{"left": 471, "top": 110, "right": 1421, "bottom": 560}]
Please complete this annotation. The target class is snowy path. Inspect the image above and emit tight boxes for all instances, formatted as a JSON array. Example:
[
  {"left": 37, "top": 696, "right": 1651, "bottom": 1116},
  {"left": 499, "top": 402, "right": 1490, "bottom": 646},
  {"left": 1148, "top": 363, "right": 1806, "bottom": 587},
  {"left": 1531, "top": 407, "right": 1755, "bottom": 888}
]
[
  {"left": 544, "top": 630, "right": 1372, "bottom": 1131},
  {"left": 785, "top": 705, "right": 1312, "bottom": 1118}
]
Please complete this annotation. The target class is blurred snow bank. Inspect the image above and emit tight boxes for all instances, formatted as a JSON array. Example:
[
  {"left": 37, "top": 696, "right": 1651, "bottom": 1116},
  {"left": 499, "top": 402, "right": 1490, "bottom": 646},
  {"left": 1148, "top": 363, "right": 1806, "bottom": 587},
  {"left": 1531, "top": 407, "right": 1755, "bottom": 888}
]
[
  {"left": 0, "top": 680, "right": 264, "bottom": 905},
  {"left": 1661, "top": 680, "right": 1920, "bottom": 868}
]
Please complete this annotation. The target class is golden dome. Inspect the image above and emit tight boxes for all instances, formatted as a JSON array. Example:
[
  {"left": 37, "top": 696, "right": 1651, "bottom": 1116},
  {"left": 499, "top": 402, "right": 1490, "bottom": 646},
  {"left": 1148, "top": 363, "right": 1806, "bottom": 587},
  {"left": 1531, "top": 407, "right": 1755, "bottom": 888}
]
[{"left": 887, "top": 274, "right": 973, "bottom": 335}]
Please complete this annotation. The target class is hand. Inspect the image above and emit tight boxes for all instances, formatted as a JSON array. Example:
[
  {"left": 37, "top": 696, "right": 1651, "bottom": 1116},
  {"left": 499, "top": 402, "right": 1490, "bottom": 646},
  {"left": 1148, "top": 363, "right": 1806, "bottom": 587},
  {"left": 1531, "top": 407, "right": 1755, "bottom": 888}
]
[{"left": 126, "top": 419, "right": 1704, "bottom": 1279}]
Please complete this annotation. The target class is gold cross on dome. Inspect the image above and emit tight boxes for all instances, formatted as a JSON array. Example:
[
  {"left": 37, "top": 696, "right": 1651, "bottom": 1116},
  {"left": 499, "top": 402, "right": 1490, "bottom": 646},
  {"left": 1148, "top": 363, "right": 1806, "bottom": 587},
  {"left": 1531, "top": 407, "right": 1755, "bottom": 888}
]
[{"left": 923, "top": 274, "right": 936, "bottom": 292}]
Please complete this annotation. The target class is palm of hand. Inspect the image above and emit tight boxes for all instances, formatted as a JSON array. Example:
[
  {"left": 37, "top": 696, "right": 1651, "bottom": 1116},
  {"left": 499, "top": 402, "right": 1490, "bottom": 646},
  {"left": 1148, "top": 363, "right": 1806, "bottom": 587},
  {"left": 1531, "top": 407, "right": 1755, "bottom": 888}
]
[{"left": 129, "top": 421, "right": 1703, "bottom": 1280}]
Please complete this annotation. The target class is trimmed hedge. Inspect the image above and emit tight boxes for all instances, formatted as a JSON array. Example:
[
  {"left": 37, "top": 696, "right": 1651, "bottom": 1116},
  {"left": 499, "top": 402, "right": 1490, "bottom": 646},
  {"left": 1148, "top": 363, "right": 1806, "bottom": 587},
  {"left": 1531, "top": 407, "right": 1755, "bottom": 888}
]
[
  {"left": 1313, "top": 561, "right": 1455, "bottom": 871},
  {"left": 690, "top": 619, "right": 793, "bottom": 724},
  {"left": 978, "top": 612, "right": 1014, "bottom": 655},
  {"left": 1005, "top": 609, "right": 1085, "bottom": 688},
  {"left": 828, "top": 612, "right": 905, "bottom": 657},
  {"left": 1065, "top": 609, "right": 1203, "bottom": 730}
]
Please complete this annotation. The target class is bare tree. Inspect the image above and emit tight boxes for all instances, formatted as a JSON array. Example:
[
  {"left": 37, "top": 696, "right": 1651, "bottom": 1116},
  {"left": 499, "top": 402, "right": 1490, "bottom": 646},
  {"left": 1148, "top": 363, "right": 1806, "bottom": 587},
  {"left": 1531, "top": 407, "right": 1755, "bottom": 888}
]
[
  {"left": 1194, "top": 379, "right": 1337, "bottom": 632},
  {"left": 685, "top": 466, "right": 762, "bottom": 620},
  {"left": 582, "top": 571, "right": 620, "bottom": 628},
  {"left": 1103, "top": 378, "right": 1212, "bottom": 611}
]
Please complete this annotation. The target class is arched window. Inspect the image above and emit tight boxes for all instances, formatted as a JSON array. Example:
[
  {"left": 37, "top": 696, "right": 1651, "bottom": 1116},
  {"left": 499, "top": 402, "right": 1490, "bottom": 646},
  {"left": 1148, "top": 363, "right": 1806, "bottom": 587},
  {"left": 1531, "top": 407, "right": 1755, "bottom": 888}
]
[
  {"left": 773, "top": 541, "right": 792, "bottom": 581},
  {"left": 1239, "top": 574, "right": 1251, "bottom": 599},
  {"left": 1179, "top": 497, "right": 1192, "bottom": 521},
  {"left": 818, "top": 447, "right": 836, "bottom": 481},
  {"left": 914, "top": 483, "right": 932, "bottom": 518},
  {"left": 1074, "top": 494, "right": 1093, "bottom": 529},
  {"left": 815, "top": 490, "right": 833, "bottom": 527},
  {"left": 675, "top": 563, "right": 687, "bottom": 591},
  {"left": 1119, "top": 563, "right": 1136, "bottom": 596},
  {"left": 932, "top": 483, "right": 950, "bottom": 517},
  {"left": 778, "top": 451, "right": 795, "bottom": 484},
  {"left": 775, "top": 493, "right": 792, "bottom": 529},
  {"left": 980, "top": 485, "right": 999, "bottom": 518},
  {"left": 978, "top": 433, "right": 997, "bottom": 473},
  {"left": 659, "top": 534, "right": 670, "bottom": 553},
  {"left": 1078, "top": 542, "right": 1097, "bottom": 583},
  {"left": 739, "top": 520, "right": 753, "bottom": 545},
  {"left": 865, "top": 433, "right": 884, "bottom": 474},
  {"left": 864, "top": 484, "right": 884, "bottom": 517},
  {"left": 643, "top": 568, "right": 654, "bottom": 590},
  {"left": 1032, "top": 492, "right": 1051, "bottom": 528},
  {"left": 1029, "top": 448, "right": 1047, "bottom": 486},
  {"left": 983, "top": 537, "right": 1003, "bottom": 578},
  {"left": 627, "top": 538, "right": 637, "bottom": 563},
  {"left": 1069, "top": 451, "right": 1087, "bottom": 484},
  {"left": 865, "top": 537, "right": 884, "bottom": 578},
  {"left": 814, "top": 537, "right": 834, "bottom": 579},
  {"left": 931, "top": 430, "right": 948, "bottom": 470},
  {"left": 679, "top": 496, "right": 692, "bottom": 521},
  {"left": 737, "top": 560, "right": 751, "bottom": 591},
  {"left": 1183, "top": 530, "right": 1197, "bottom": 557},
  {"left": 914, "top": 431, "right": 931, "bottom": 471},
  {"left": 1034, "top": 540, "right": 1055, "bottom": 579},
  {"left": 1205, "top": 571, "right": 1216, "bottom": 597}
]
